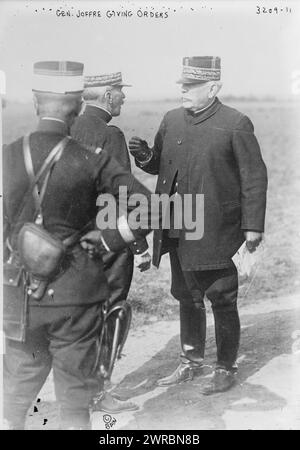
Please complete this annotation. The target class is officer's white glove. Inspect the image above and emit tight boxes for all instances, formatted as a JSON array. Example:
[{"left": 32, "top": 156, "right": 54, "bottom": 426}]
[{"left": 135, "top": 251, "right": 151, "bottom": 272}]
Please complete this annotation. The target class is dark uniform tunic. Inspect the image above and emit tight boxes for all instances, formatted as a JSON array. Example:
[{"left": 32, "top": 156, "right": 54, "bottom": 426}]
[
  {"left": 71, "top": 105, "right": 148, "bottom": 307},
  {"left": 72, "top": 105, "right": 131, "bottom": 171},
  {"left": 3, "top": 119, "right": 153, "bottom": 428},
  {"left": 134, "top": 98, "right": 268, "bottom": 370}
]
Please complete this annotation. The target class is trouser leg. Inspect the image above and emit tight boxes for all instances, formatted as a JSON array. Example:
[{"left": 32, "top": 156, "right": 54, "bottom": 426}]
[
  {"left": 101, "top": 247, "right": 134, "bottom": 307},
  {"left": 169, "top": 248, "right": 206, "bottom": 365},
  {"left": 212, "top": 306, "right": 240, "bottom": 371},
  {"left": 172, "top": 255, "right": 240, "bottom": 371},
  {"left": 48, "top": 303, "right": 104, "bottom": 429},
  {"left": 3, "top": 309, "right": 52, "bottom": 429},
  {"left": 179, "top": 300, "right": 206, "bottom": 365},
  {"left": 206, "top": 267, "right": 240, "bottom": 371}
]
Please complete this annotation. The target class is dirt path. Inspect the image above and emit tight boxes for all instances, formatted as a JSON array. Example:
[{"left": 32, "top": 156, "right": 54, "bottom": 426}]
[{"left": 25, "top": 293, "right": 300, "bottom": 430}]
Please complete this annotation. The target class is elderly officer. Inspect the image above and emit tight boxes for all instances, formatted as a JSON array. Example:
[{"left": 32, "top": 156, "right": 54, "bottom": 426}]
[
  {"left": 71, "top": 71, "right": 151, "bottom": 412},
  {"left": 72, "top": 70, "right": 151, "bottom": 276},
  {"left": 3, "top": 60, "right": 154, "bottom": 429},
  {"left": 129, "top": 56, "right": 268, "bottom": 394}
]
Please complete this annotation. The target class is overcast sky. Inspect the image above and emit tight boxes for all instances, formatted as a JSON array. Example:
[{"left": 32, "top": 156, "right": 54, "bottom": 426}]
[{"left": 0, "top": 0, "right": 299, "bottom": 101}]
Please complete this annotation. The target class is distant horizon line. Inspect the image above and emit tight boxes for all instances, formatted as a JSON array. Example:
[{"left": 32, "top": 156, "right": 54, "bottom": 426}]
[{"left": 2, "top": 94, "right": 300, "bottom": 106}]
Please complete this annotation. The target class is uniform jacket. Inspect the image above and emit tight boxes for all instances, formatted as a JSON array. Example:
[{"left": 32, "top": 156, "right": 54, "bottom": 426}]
[
  {"left": 71, "top": 105, "right": 148, "bottom": 255},
  {"left": 135, "top": 98, "right": 268, "bottom": 270},
  {"left": 3, "top": 119, "right": 152, "bottom": 306}
]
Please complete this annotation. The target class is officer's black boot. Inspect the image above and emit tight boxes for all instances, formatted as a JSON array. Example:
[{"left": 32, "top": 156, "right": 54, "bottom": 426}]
[
  {"left": 157, "top": 300, "right": 206, "bottom": 386},
  {"left": 200, "top": 304, "right": 240, "bottom": 395},
  {"left": 213, "top": 304, "right": 240, "bottom": 371},
  {"left": 180, "top": 299, "right": 206, "bottom": 365}
]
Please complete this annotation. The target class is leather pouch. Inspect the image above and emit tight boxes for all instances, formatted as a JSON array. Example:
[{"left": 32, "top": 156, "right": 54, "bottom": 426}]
[{"left": 18, "top": 222, "right": 66, "bottom": 279}]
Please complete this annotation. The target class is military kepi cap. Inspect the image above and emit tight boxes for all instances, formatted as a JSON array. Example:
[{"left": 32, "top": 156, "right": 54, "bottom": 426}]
[
  {"left": 177, "top": 56, "right": 221, "bottom": 84},
  {"left": 32, "top": 61, "right": 84, "bottom": 93},
  {"left": 84, "top": 72, "right": 131, "bottom": 88}
]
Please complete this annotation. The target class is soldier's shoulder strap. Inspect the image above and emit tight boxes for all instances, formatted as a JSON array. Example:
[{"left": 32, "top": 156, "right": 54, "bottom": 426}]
[{"left": 14, "top": 134, "right": 69, "bottom": 225}]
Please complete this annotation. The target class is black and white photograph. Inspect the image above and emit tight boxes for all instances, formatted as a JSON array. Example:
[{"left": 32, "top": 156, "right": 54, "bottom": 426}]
[{"left": 0, "top": 0, "right": 299, "bottom": 432}]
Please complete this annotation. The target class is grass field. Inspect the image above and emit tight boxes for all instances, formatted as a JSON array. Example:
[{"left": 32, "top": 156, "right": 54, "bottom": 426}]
[{"left": 3, "top": 98, "right": 300, "bottom": 327}]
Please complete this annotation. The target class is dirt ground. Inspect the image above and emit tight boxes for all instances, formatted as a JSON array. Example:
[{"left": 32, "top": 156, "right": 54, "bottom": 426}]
[{"left": 25, "top": 293, "right": 300, "bottom": 430}]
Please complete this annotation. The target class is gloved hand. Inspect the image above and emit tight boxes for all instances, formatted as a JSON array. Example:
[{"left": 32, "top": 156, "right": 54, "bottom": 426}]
[
  {"left": 80, "top": 230, "right": 103, "bottom": 258},
  {"left": 244, "top": 231, "right": 263, "bottom": 253},
  {"left": 135, "top": 251, "right": 151, "bottom": 272},
  {"left": 128, "top": 136, "right": 152, "bottom": 162}
]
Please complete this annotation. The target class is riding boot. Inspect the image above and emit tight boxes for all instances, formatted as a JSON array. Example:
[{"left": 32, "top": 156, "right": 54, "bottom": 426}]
[
  {"left": 156, "top": 300, "right": 206, "bottom": 387},
  {"left": 180, "top": 299, "right": 206, "bottom": 365}
]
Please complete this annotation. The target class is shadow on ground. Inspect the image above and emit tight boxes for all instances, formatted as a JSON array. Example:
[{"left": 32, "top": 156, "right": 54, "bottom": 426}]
[
  {"left": 25, "top": 306, "right": 299, "bottom": 429},
  {"left": 110, "top": 307, "right": 299, "bottom": 430}
]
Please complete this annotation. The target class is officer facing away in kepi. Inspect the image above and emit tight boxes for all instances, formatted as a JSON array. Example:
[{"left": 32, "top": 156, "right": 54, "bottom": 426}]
[
  {"left": 71, "top": 70, "right": 151, "bottom": 413},
  {"left": 3, "top": 60, "right": 156, "bottom": 429},
  {"left": 129, "top": 56, "right": 268, "bottom": 394}
]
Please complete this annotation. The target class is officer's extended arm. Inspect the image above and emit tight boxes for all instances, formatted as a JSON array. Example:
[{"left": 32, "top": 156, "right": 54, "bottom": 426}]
[
  {"left": 128, "top": 117, "right": 166, "bottom": 175},
  {"left": 106, "top": 126, "right": 150, "bottom": 261}
]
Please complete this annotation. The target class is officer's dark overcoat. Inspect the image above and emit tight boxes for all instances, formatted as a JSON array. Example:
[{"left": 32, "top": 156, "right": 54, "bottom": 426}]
[{"left": 136, "top": 98, "right": 268, "bottom": 270}]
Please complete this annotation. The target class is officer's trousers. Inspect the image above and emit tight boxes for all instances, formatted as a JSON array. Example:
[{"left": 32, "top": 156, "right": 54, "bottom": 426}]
[
  {"left": 169, "top": 248, "right": 240, "bottom": 371},
  {"left": 4, "top": 302, "right": 103, "bottom": 429},
  {"left": 101, "top": 247, "right": 134, "bottom": 307}
]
